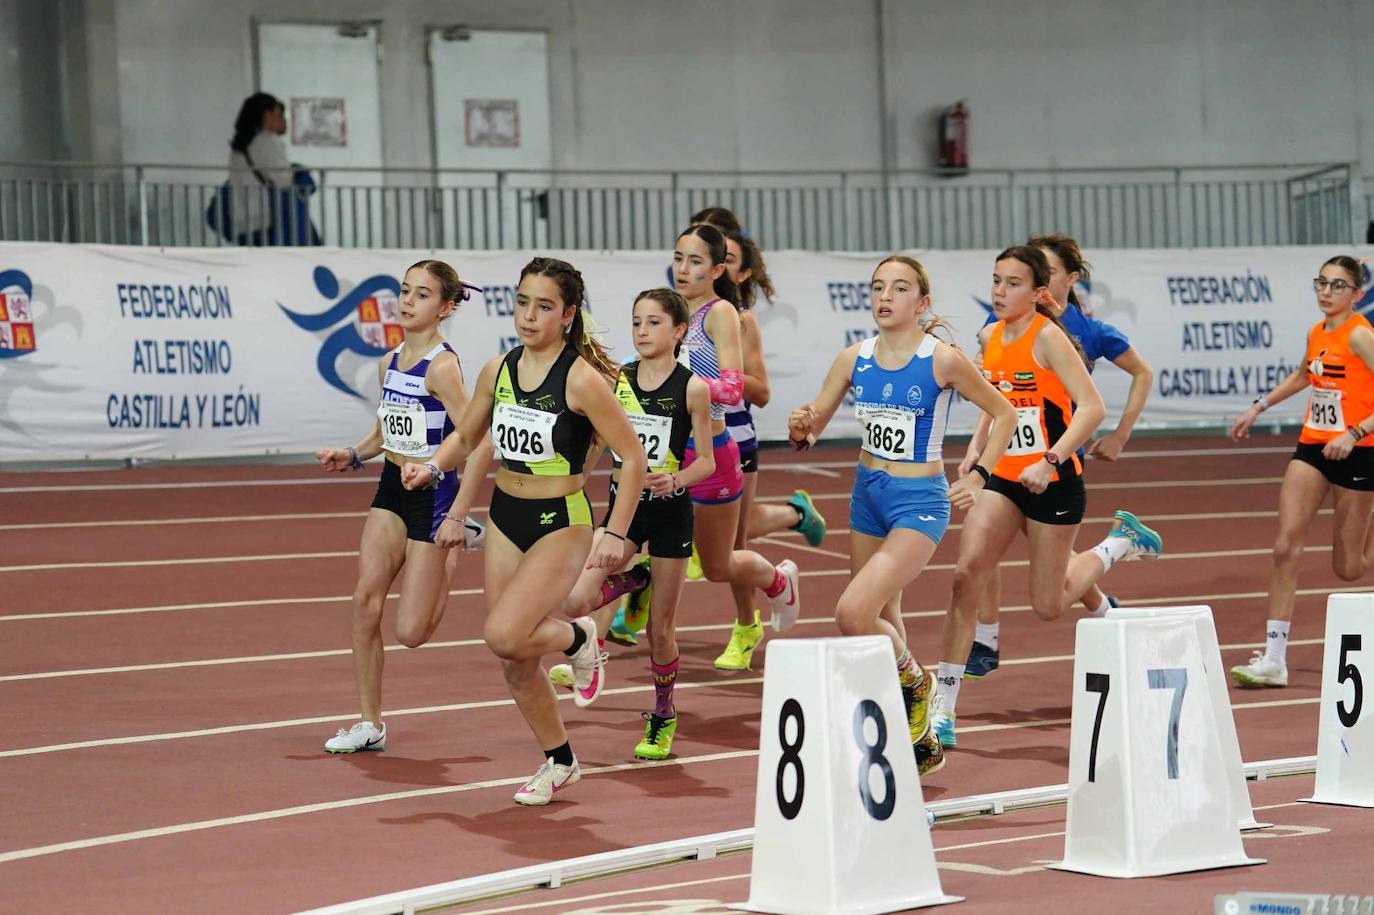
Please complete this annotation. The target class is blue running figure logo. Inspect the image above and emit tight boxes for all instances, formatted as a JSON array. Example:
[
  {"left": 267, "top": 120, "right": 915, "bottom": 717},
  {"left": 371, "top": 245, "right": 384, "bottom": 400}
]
[{"left": 280, "top": 266, "right": 401, "bottom": 399}]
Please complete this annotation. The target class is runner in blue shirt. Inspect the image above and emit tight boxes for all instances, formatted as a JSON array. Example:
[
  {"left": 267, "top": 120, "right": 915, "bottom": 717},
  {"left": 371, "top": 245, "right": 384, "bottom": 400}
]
[{"left": 958, "top": 233, "right": 1154, "bottom": 677}]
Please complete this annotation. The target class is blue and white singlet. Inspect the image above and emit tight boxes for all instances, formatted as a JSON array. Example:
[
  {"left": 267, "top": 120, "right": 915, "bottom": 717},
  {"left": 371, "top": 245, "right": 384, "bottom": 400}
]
[
  {"left": 377, "top": 342, "right": 457, "bottom": 459},
  {"left": 848, "top": 334, "right": 951, "bottom": 463}
]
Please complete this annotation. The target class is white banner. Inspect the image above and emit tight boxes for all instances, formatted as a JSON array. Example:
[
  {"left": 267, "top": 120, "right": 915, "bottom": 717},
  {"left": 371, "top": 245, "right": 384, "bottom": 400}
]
[{"left": 1, "top": 242, "right": 1371, "bottom": 461}]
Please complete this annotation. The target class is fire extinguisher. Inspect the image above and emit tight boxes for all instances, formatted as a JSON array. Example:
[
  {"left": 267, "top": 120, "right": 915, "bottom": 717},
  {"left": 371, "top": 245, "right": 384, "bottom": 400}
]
[{"left": 939, "top": 100, "right": 969, "bottom": 170}]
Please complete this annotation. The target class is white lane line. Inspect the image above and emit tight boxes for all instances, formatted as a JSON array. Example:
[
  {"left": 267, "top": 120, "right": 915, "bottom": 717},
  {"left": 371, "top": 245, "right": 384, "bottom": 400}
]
[
  {"left": 0, "top": 535, "right": 1314, "bottom": 576},
  {"left": 0, "top": 512, "right": 368, "bottom": 531},
  {"left": 0, "top": 677, "right": 764, "bottom": 758},
  {"left": 0, "top": 696, "right": 1307, "bottom": 863},
  {"left": 0, "top": 477, "right": 375, "bottom": 494},
  {"left": 460, "top": 873, "right": 751, "bottom": 915},
  {"left": 752, "top": 536, "right": 850, "bottom": 560},
  {"left": 0, "top": 749, "right": 757, "bottom": 865}
]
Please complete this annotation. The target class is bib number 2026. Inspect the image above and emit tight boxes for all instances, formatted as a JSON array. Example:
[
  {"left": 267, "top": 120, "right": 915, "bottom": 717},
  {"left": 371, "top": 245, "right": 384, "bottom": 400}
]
[{"left": 775, "top": 697, "right": 896, "bottom": 822}]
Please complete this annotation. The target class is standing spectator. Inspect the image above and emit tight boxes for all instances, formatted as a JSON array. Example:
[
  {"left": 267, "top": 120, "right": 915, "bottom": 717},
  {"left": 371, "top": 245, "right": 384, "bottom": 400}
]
[{"left": 227, "top": 92, "right": 317, "bottom": 246}]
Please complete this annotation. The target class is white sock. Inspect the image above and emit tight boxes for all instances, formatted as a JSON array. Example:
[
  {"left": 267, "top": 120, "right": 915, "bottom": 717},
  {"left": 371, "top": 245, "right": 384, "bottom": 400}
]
[
  {"left": 936, "top": 662, "right": 964, "bottom": 716},
  {"left": 1090, "top": 536, "right": 1132, "bottom": 573},
  {"left": 1264, "top": 619, "right": 1290, "bottom": 664},
  {"left": 1089, "top": 593, "right": 1113, "bottom": 617},
  {"left": 974, "top": 622, "right": 1000, "bottom": 650}
]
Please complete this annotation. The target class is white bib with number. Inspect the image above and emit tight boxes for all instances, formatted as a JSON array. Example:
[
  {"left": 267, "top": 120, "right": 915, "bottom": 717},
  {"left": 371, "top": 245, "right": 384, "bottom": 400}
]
[
  {"left": 378, "top": 399, "right": 430, "bottom": 456},
  {"left": 855, "top": 404, "right": 916, "bottom": 461},
  {"left": 612, "top": 412, "right": 674, "bottom": 470},
  {"left": 492, "top": 403, "right": 557, "bottom": 463},
  {"left": 1005, "top": 406, "right": 1047, "bottom": 456},
  {"left": 1306, "top": 387, "right": 1344, "bottom": 432}
]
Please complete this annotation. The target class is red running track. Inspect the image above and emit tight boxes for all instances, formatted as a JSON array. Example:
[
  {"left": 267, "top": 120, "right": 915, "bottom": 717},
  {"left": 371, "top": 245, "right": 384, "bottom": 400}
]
[{"left": 0, "top": 435, "right": 1369, "bottom": 913}]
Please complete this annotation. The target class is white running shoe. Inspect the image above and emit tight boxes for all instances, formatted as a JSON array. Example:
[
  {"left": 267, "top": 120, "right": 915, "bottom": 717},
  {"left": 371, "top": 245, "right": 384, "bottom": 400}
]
[
  {"left": 1230, "top": 651, "right": 1288, "bottom": 688},
  {"left": 324, "top": 720, "right": 386, "bottom": 753},
  {"left": 548, "top": 663, "right": 574, "bottom": 690},
  {"left": 464, "top": 516, "right": 486, "bottom": 550},
  {"left": 767, "top": 560, "right": 801, "bottom": 632},
  {"left": 513, "top": 757, "right": 581, "bottom": 806},
  {"left": 569, "top": 617, "right": 608, "bottom": 707}
]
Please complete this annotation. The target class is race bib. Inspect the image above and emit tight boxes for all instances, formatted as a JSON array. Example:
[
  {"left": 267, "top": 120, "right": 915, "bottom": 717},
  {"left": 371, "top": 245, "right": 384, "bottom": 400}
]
[
  {"left": 1306, "top": 387, "right": 1344, "bottom": 432},
  {"left": 612, "top": 412, "right": 674, "bottom": 470},
  {"left": 856, "top": 404, "right": 916, "bottom": 461},
  {"left": 492, "top": 403, "right": 557, "bottom": 463},
  {"left": 378, "top": 399, "right": 429, "bottom": 456},
  {"left": 1005, "top": 406, "right": 1047, "bottom": 456}
]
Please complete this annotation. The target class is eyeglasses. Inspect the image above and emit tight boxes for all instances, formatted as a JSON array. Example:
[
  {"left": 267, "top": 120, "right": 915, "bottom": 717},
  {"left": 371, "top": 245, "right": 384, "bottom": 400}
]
[{"left": 1313, "top": 278, "right": 1358, "bottom": 292}]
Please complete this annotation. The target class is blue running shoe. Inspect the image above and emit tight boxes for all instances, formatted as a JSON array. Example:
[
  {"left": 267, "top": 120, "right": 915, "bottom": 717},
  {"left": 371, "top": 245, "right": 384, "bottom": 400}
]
[
  {"left": 1108, "top": 510, "right": 1162, "bottom": 560},
  {"left": 931, "top": 694, "right": 957, "bottom": 748},
  {"left": 788, "top": 489, "right": 827, "bottom": 547},
  {"left": 963, "top": 640, "right": 999, "bottom": 679}
]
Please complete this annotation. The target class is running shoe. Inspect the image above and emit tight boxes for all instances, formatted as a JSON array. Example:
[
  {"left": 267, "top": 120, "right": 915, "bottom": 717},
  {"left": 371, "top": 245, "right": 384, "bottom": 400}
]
[
  {"left": 463, "top": 516, "right": 486, "bottom": 550},
  {"left": 513, "top": 757, "right": 581, "bottom": 806},
  {"left": 621, "top": 556, "right": 653, "bottom": 633},
  {"left": 714, "top": 611, "right": 764, "bottom": 670},
  {"left": 606, "top": 599, "right": 638, "bottom": 646},
  {"left": 686, "top": 544, "right": 704, "bottom": 581},
  {"left": 914, "top": 726, "right": 945, "bottom": 777},
  {"left": 548, "top": 663, "right": 574, "bottom": 690},
  {"left": 633, "top": 713, "right": 678, "bottom": 760},
  {"left": 963, "top": 641, "right": 1000, "bottom": 679},
  {"left": 1230, "top": 651, "right": 1288, "bottom": 688},
  {"left": 904, "top": 666, "right": 934, "bottom": 742},
  {"left": 788, "top": 489, "right": 828, "bottom": 547},
  {"left": 1107, "top": 510, "right": 1162, "bottom": 559},
  {"left": 930, "top": 694, "right": 957, "bottom": 748},
  {"left": 324, "top": 720, "right": 386, "bottom": 753},
  {"left": 569, "top": 617, "right": 609, "bottom": 707},
  {"left": 766, "top": 559, "right": 801, "bottom": 632}
]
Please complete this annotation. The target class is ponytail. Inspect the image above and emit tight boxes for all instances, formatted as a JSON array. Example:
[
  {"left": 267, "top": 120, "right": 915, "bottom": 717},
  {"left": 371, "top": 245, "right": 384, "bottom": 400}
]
[
  {"left": 725, "top": 230, "right": 776, "bottom": 310},
  {"left": 996, "top": 245, "right": 1089, "bottom": 368},
  {"left": 1028, "top": 233, "right": 1092, "bottom": 313},
  {"left": 519, "top": 257, "right": 619, "bottom": 383}
]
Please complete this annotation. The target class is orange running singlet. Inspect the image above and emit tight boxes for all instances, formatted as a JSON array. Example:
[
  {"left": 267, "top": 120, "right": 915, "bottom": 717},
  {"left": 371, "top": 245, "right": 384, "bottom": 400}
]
[
  {"left": 1299, "top": 312, "right": 1374, "bottom": 447},
  {"left": 983, "top": 313, "right": 1080, "bottom": 482}
]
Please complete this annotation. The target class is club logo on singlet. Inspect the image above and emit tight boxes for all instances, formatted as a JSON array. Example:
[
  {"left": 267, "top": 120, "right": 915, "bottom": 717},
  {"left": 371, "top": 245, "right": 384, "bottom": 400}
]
[
  {"left": 533, "top": 394, "right": 558, "bottom": 412},
  {"left": 882, "top": 382, "right": 893, "bottom": 400},
  {"left": 907, "top": 385, "right": 922, "bottom": 407},
  {"left": 655, "top": 397, "right": 678, "bottom": 412}
]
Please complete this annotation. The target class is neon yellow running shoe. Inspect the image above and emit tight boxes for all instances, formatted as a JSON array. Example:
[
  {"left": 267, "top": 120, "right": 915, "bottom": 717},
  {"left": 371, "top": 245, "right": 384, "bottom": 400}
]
[
  {"left": 633, "top": 713, "right": 678, "bottom": 760},
  {"left": 904, "top": 667, "right": 933, "bottom": 744},
  {"left": 621, "top": 556, "right": 653, "bottom": 632},
  {"left": 686, "top": 544, "right": 703, "bottom": 581},
  {"left": 713, "top": 611, "right": 764, "bottom": 670},
  {"left": 548, "top": 663, "right": 574, "bottom": 689}
]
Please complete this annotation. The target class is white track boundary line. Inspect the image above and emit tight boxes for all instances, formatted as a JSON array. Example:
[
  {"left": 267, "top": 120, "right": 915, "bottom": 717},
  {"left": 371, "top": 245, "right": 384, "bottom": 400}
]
[
  {"left": 0, "top": 539, "right": 1316, "bottom": 576},
  {"left": 0, "top": 711, "right": 1311, "bottom": 865}
]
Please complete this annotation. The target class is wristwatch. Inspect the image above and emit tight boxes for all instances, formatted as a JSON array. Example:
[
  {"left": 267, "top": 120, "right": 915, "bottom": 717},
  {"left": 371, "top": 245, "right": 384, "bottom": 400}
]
[{"left": 1043, "top": 452, "right": 1062, "bottom": 470}]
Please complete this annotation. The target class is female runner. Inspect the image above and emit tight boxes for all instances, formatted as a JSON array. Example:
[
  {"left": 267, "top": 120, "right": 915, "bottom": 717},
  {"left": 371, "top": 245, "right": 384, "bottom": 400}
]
[
  {"left": 788, "top": 255, "right": 1016, "bottom": 775},
  {"left": 933, "top": 245, "right": 1161, "bottom": 747},
  {"left": 961, "top": 233, "right": 1155, "bottom": 677},
  {"left": 316, "top": 259, "right": 491, "bottom": 753},
  {"left": 1230, "top": 255, "right": 1374, "bottom": 688},
  {"left": 403, "top": 257, "right": 647, "bottom": 804}
]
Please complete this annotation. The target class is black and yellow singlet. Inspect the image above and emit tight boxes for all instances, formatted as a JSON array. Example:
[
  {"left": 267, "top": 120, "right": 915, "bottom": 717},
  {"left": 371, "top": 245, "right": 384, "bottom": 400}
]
[
  {"left": 491, "top": 345, "right": 595, "bottom": 476},
  {"left": 611, "top": 362, "right": 693, "bottom": 473}
]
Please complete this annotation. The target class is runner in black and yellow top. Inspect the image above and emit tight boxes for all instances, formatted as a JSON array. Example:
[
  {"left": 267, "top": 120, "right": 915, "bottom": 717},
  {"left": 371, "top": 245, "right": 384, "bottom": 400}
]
[
  {"left": 548, "top": 288, "right": 716, "bottom": 760},
  {"left": 404, "top": 257, "right": 647, "bottom": 806},
  {"left": 1229, "top": 255, "right": 1374, "bottom": 689},
  {"left": 932, "top": 245, "right": 1162, "bottom": 749}
]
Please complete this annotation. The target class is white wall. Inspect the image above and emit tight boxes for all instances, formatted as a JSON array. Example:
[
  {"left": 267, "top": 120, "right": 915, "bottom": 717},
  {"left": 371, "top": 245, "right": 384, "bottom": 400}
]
[
  {"left": 0, "top": 0, "right": 64, "bottom": 162},
  {"left": 11, "top": 0, "right": 1374, "bottom": 179}
]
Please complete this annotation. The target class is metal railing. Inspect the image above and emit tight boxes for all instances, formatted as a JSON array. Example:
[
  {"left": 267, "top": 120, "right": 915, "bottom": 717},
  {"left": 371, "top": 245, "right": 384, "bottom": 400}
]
[{"left": 0, "top": 161, "right": 1362, "bottom": 251}]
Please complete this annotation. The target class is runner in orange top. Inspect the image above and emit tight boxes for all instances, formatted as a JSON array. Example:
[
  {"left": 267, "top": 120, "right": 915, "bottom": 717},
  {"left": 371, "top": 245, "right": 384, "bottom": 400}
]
[
  {"left": 1230, "top": 254, "right": 1374, "bottom": 689},
  {"left": 929, "top": 245, "right": 1164, "bottom": 748}
]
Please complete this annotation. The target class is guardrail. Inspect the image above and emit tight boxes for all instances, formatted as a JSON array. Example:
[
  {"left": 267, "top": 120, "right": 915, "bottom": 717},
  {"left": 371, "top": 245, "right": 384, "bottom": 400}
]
[{"left": 0, "top": 162, "right": 1362, "bottom": 251}]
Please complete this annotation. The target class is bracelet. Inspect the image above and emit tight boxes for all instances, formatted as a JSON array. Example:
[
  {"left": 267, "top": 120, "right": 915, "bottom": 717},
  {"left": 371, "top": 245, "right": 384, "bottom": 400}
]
[
  {"left": 970, "top": 464, "right": 991, "bottom": 484},
  {"left": 670, "top": 472, "right": 681, "bottom": 490},
  {"left": 346, "top": 446, "right": 363, "bottom": 470},
  {"left": 423, "top": 461, "right": 444, "bottom": 482},
  {"left": 444, "top": 513, "right": 464, "bottom": 523},
  {"left": 1253, "top": 395, "right": 1271, "bottom": 412},
  {"left": 1350, "top": 426, "right": 1367, "bottom": 442},
  {"left": 603, "top": 529, "right": 628, "bottom": 543}
]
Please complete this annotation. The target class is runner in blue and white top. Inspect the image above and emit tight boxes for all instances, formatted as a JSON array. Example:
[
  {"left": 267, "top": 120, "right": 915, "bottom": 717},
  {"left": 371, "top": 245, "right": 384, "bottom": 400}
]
[
  {"left": 787, "top": 254, "right": 1016, "bottom": 778},
  {"left": 958, "top": 233, "right": 1155, "bottom": 678},
  {"left": 313, "top": 259, "right": 493, "bottom": 755}
]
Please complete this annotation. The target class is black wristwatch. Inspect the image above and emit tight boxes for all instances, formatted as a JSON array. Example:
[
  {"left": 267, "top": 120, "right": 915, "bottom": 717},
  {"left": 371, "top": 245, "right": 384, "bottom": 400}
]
[{"left": 1043, "top": 452, "right": 1062, "bottom": 470}]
